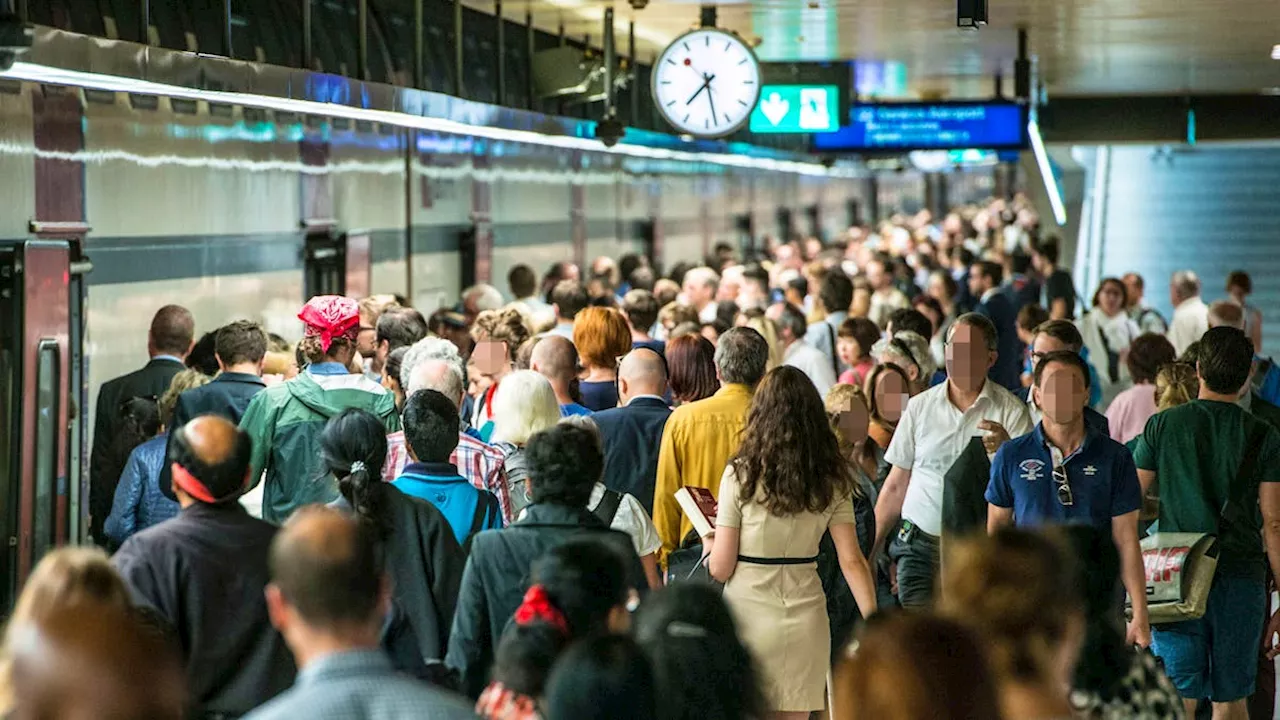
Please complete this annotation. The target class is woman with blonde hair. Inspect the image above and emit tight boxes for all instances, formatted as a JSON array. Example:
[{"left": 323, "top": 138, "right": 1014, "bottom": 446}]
[
  {"left": 574, "top": 306, "right": 633, "bottom": 411},
  {"left": 1155, "top": 362, "right": 1199, "bottom": 413},
  {"left": 939, "top": 528, "right": 1086, "bottom": 720},
  {"left": 737, "top": 308, "right": 783, "bottom": 371},
  {"left": 490, "top": 370, "right": 563, "bottom": 516},
  {"left": 0, "top": 547, "right": 134, "bottom": 712}
]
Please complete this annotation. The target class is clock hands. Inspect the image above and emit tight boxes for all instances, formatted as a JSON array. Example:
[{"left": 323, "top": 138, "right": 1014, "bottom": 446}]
[
  {"left": 706, "top": 83, "right": 718, "bottom": 127},
  {"left": 685, "top": 73, "right": 716, "bottom": 106}
]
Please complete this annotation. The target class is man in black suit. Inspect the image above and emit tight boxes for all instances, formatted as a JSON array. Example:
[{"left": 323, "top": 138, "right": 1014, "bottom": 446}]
[
  {"left": 591, "top": 348, "right": 671, "bottom": 515},
  {"left": 159, "top": 319, "right": 269, "bottom": 499},
  {"left": 970, "top": 261, "right": 1024, "bottom": 392},
  {"left": 91, "top": 304, "right": 194, "bottom": 543}
]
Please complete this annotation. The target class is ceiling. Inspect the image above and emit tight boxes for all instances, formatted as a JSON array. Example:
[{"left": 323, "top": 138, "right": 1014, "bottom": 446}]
[{"left": 472, "top": 0, "right": 1280, "bottom": 97}]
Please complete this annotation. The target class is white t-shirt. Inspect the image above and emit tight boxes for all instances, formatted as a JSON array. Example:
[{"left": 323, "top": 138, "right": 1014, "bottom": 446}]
[
  {"left": 515, "top": 483, "right": 662, "bottom": 557},
  {"left": 884, "top": 379, "right": 1032, "bottom": 536},
  {"left": 784, "top": 341, "right": 837, "bottom": 399}
]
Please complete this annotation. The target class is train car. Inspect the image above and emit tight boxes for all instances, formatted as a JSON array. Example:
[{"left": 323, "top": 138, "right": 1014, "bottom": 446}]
[{"left": 0, "top": 24, "right": 871, "bottom": 599}]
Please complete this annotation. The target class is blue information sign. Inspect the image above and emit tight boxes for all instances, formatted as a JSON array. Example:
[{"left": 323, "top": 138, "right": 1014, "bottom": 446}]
[{"left": 813, "top": 102, "right": 1028, "bottom": 151}]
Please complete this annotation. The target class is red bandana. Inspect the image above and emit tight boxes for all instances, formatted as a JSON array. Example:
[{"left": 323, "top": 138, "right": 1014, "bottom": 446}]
[
  {"left": 513, "top": 584, "right": 568, "bottom": 634},
  {"left": 298, "top": 296, "right": 360, "bottom": 352}
]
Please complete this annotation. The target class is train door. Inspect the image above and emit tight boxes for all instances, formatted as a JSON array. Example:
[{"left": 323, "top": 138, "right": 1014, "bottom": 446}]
[
  {"left": 304, "top": 230, "right": 346, "bottom": 298},
  {"left": 458, "top": 227, "right": 477, "bottom": 291},
  {"left": 0, "top": 236, "right": 83, "bottom": 608}
]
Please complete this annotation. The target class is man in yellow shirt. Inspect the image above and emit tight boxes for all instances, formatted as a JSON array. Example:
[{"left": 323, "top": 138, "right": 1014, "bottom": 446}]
[{"left": 654, "top": 327, "right": 770, "bottom": 564}]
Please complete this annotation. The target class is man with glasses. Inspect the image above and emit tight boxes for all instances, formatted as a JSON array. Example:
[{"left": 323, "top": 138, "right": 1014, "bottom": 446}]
[
  {"left": 985, "top": 350, "right": 1149, "bottom": 648},
  {"left": 1020, "top": 320, "right": 1109, "bottom": 433},
  {"left": 873, "top": 313, "right": 1032, "bottom": 609}
]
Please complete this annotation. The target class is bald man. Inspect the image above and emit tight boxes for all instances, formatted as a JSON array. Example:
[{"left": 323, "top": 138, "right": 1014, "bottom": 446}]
[
  {"left": 530, "top": 335, "right": 592, "bottom": 416},
  {"left": 246, "top": 507, "right": 474, "bottom": 720},
  {"left": 9, "top": 603, "right": 186, "bottom": 720},
  {"left": 114, "top": 415, "right": 295, "bottom": 716},
  {"left": 592, "top": 348, "right": 672, "bottom": 514}
]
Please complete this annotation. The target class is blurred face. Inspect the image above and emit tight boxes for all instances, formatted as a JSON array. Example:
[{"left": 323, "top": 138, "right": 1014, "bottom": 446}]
[
  {"left": 1122, "top": 275, "right": 1142, "bottom": 307},
  {"left": 737, "top": 281, "right": 766, "bottom": 311},
  {"left": 473, "top": 340, "right": 510, "bottom": 379},
  {"left": 1096, "top": 281, "right": 1125, "bottom": 316},
  {"left": 946, "top": 323, "right": 996, "bottom": 393},
  {"left": 837, "top": 336, "right": 860, "bottom": 365},
  {"left": 967, "top": 265, "right": 990, "bottom": 297},
  {"left": 804, "top": 238, "right": 823, "bottom": 260},
  {"left": 874, "top": 370, "right": 909, "bottom": 422},
  {"left": 357, "top": 313, "right": 378, "bottom": 355},
  {"left": 684, "top": 278, "right": 713, "bottom": 308},
  {"left": 833, "top": 394, "right": 870, "bottom": 445},
  {"left": 851, "top": 288, "right": 872, "bottom": 318},
  {"left": 928, "top": 274, "right": 951, "bottom": 304},
  {"left": 467, "top": 358, "right": 494, "bottom": 398},
  {"left": 1033, "top": 361, "right": 1088, "bottom": 425},
  {"left": 700, "top": 324, "right": 720, "bottom": 346},
  {"left": 866, "top": 261, "right": 889, "bottom": 291},
  {"left": 717, "top": 278, "right": 741, "bottom": 303},
  {"left": 914, "top": 303, "right": 942, "bottom": 337}
]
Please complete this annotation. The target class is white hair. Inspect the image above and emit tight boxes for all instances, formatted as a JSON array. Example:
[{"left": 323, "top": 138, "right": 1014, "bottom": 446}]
[
  {"left": 684, "top": 266, "right": 720, "bottom": 291},
  {"left": 490, "top": 370, "right": 562, "bottom": 446},
  {"left": 465, "top": 284, "right": 505, "bottom": 312},
  {"left": 407, "top": 359, "right": 465, "bottom": 406},
  {"left": 872, "top": 330, "right": 937, "bottom": 383},
  {"left": 401, "top": 337, "right": 464, "bottom": 392}
]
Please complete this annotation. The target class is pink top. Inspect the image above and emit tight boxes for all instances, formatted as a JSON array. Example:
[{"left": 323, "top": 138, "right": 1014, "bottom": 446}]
[
  {"left": 838, "top": 359, "right": 875, "bottom": 388},
  {"left": 1106, "top": 383, "right": 1158, "bottom": 445}
]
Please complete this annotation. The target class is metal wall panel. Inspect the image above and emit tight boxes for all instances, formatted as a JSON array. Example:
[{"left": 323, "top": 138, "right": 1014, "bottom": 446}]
[{"left": 1096, "top": 145, "right": 1280, "bottom": 355}]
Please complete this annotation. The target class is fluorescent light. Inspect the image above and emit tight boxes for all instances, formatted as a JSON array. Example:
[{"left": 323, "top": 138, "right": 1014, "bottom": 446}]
[
  {"left": 0, "top": 61, "right": 847, "bottom": 176},
  {"left": 1272, "top": 44, "right": 1280, "bottom": 59},
  {"left": 1027, "top": 119, "right": 1067, "bottom": 226}
]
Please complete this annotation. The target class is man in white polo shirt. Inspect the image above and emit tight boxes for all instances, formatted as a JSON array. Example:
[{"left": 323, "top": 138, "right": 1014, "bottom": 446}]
[{"left": 872, "top": 312, "right": 1032, "bottom": 609}]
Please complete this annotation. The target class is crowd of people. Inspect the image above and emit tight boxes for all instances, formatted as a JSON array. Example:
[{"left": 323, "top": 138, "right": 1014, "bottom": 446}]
[{"left": 18, "top": 197, "right": 1280, "bottom": 719}]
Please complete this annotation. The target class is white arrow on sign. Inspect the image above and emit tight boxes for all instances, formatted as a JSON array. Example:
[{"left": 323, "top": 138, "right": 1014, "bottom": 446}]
[{"left": 759, "top": 92, "right": 790, "bottom": 126}]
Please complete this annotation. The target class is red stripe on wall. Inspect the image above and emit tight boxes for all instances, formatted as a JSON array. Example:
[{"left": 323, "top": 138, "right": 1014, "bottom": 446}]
[{"left": 32, "top": 87, "right": 85, "bottom": 223}]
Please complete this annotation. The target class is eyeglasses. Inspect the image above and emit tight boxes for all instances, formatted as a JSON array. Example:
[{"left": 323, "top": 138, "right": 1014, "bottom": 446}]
[{"left": 1053, "top": 464, "right": 1074, "bottom": 507}]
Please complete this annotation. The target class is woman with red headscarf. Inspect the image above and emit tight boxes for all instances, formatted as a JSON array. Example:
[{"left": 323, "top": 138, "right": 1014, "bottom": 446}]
[{"left": 239, "top": 296, "right": 401, "bottom": 523}]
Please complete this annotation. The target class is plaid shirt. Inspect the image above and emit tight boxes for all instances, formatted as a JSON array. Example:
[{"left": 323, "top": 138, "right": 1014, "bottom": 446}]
[{"left": 385, "top": 430, "right": 512, "bottom": 524}]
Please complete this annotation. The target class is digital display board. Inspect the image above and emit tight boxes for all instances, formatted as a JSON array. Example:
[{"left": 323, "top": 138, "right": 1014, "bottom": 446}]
[
  {"left": 812, "top": 102, "right": 1028, "bottom": 151},
  {"left": 749, "top": 85, "right": 840, "bottom": 134}
]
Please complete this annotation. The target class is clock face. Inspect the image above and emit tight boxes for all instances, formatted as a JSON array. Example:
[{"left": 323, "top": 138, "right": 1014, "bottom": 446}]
[{"left": 652, "top": 28, "right": 762, "bottom": 138}]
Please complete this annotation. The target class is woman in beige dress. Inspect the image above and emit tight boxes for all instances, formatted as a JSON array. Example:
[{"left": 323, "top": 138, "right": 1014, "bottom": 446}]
[{"left": 704, "top": 366, "right": 878, "bottom": 718}]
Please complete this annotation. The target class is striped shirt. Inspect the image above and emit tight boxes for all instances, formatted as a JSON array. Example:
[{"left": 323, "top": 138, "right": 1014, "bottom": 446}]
[{"left": 385, "top": 430, "right": 512, "bottom": 524}]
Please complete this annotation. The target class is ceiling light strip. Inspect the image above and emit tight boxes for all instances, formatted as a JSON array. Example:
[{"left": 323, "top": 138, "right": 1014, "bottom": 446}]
[
  {"left": 1027, "top": 120, "right": 1067, "bottom": 226},
  {"left": 1, "top": 61, "right": 848, "bottom": 177}
]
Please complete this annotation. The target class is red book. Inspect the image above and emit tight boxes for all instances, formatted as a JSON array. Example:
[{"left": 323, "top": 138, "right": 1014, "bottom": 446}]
[{"left": 674, "top": 487, "right": 718, "bottom": 538}]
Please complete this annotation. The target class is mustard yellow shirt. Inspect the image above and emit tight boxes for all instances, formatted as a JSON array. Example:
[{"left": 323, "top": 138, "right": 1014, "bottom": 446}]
[{"left": 653, "top": 383, "right": 754, "bottom": 564}]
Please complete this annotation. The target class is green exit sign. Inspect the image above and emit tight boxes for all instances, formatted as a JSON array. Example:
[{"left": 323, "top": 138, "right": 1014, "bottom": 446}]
[{"left": 749, "top": 84, "right": 839, "bottom": 134}]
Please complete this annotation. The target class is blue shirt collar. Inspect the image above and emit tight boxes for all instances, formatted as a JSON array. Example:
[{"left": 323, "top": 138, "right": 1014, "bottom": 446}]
[
  {"left": 401, "top": 461, "right": 464, "bottom": 479},
  {"left": 307, "top": 362, "right": 350, "bottom": 376},
  {"left": 299, "top": 649, "right": 392, "bottom": 686},
  {"left": 152, "top": 354, "right": 184, "bottom": 365}
]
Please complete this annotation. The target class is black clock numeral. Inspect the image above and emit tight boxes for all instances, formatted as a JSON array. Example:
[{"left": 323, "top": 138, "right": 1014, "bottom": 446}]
[
  {"left": 660, "top": 80, "right": 672, "bottom": 85},
  {"left": 737, "top": 99, "right": 749, "bottom": 106},
  {"left": 705, "top": 118, "right": 710, "bottom": 129},
  {"left": 738, "top": 58, "right": 748, "bottom": 65},
  {"left": 744, "top": 80, "right": 755, "bottom": 84},
  {"left": 725, "top": 41, "right": 732, "bottom": 51},
  {"left": 683, "top": 41, "right": 690, "bottom": 51},
  {"left": 705, "top": 35, "right": 710, "bottom": 47},
  {"left": 723, "top": 114, "right": 731, "bottom": 124},
  {"left": 666, "top": 58, "right": 676, "bottom": 65},
  {"left": 666, "top": 100, "right": 676, "bottom": 107},
  {"left": 683, "top": 113, "right": 690, "bottom": 123}
]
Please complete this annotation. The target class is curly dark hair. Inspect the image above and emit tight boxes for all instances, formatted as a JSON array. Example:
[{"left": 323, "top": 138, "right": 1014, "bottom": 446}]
[{"left": 731, "top": 366, "right": 855, "bottom": 516}]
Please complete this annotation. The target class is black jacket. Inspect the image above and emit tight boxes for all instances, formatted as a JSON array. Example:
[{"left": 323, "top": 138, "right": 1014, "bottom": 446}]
[
  {"left": 91, "top": 357, "right": 185, "bottom": 540},
  {"left": 593, "top": 397, "right": 672, "bottom": 515},
  {"left": 976, "top": 291, "right": 1024, "bottom": 392},
  {"left": 335, "top": 486, "right": 466, "bottom": 664},
  {"left": 159, "top": 371, "right": 267, "bottom": 500},
  {"left": 113, "top": 503, "right": 295, "bottom": 716},
  {"left": 445, "top": 503, "right": 646, "bottom": 698}
]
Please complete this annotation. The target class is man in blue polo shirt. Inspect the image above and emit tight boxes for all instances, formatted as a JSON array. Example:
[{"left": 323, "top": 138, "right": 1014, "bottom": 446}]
[
  {"left": 986, "top": 350, "right": 1149, "bottom": 648},
  {"left": 394, "top": 389, "right": 502, "bottom": 545}
]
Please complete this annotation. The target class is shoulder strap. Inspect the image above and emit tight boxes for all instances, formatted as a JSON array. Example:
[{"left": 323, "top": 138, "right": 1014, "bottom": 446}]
[
  {"left": 1220, "top": 421, "right": 1272, "bottom": 530},
  {"left": 826, "top": 321, "right": 838, "bottom": 375},
  {"left": 592, "top": 488, "right": 624, "bottom": 527},
  {"left": 468, "top": 493, "right": 495, "bottom": 537}
]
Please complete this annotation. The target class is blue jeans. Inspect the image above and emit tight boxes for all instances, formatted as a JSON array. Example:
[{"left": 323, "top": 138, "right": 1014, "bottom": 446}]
[{"left": 1151, "top": 574, "right": 1267, "bottom": 703}]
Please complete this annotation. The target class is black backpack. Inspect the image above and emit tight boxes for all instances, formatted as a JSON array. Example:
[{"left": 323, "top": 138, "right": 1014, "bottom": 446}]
[{"left": 591, "top": 487, "right": 624, "bottom": 527}]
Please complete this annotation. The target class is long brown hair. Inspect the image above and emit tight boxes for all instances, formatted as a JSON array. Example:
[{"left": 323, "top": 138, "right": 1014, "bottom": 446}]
[{"left": 731, "top": 366, "right": 855, "bottom": 515}]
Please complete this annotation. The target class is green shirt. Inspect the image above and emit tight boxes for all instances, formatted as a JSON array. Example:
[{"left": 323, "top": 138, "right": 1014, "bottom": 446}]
[{"left": 1132, "top": 399, "right": 1280, "bottom": 580}]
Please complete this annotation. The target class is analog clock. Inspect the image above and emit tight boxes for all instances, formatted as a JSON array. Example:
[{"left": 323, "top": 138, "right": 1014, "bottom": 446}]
[{"left": 652, "top": 28, "right": 761, "bottom": 138}]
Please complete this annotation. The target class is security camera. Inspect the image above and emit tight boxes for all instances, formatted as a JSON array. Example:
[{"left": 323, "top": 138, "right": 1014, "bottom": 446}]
[
  {"left": 628, "top": 0, "right": 648, "bottom": 10},
  {"left": 0, "top": 15, "right": 33, "bottom": 72},
  {"left": 595, "top": 116, "right": 625, "bottom": 148}
]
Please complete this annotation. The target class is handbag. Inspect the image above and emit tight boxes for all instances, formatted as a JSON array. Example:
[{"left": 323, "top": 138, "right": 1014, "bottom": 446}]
[
  {"left": 1132, "top": 422, "right": 1267, "bottom": 624},
  {"left": 665, "top": 530, "right": 721, "bottom": 588}
]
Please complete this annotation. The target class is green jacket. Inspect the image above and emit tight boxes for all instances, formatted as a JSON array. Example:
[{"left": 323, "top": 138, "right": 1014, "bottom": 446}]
[{"left": 240, "top": 370, "right": 400, "bottom": 523}]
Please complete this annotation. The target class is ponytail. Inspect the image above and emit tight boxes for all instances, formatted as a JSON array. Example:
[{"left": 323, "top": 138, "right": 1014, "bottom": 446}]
[
  {"left": 319, "top": 409, "right": 390, "bottom": 537},
  {"left": 337, "top": 459, "right": 390, "bottom": 539}
]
